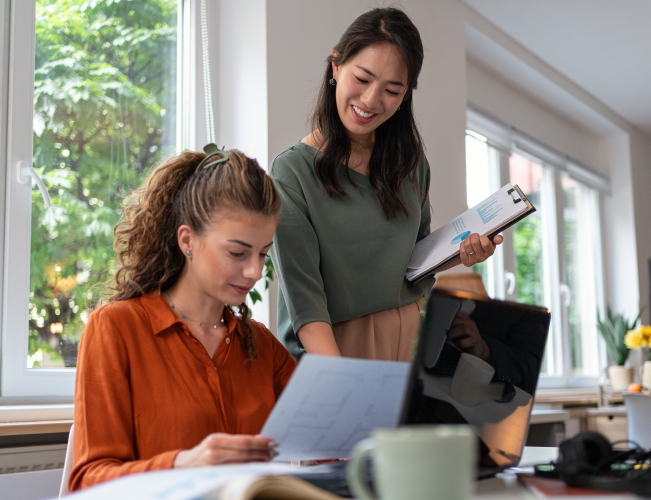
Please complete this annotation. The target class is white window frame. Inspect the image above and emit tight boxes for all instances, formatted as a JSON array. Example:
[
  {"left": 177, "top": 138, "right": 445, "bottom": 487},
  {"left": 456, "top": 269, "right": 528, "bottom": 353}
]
[
  {"left": 0, "top": 0, "right": 204, "bottom": 400},
  {"left": 467, "top": 105, "right": 610, "bottom": 389}
]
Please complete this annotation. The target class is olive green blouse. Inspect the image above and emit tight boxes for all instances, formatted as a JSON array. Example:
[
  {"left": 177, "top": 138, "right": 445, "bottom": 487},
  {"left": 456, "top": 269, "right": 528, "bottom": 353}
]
[{"left": 269, "top": 141, "right": 436, "bottom": 358}]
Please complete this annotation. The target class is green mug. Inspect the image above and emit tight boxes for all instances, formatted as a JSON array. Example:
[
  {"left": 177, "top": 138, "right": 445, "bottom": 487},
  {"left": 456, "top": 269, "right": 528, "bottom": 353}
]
[{"left": 347, "top": 425, "right": 476, "bottom": 500}]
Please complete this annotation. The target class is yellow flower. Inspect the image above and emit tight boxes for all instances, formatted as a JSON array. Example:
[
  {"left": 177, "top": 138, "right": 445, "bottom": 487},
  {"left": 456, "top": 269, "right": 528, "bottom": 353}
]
[
  {"left": 642, "top": 325, "right": 651, "bottom": 342},
  {"left": 625, "top": 327, "right": 648, "bottom": 350}
]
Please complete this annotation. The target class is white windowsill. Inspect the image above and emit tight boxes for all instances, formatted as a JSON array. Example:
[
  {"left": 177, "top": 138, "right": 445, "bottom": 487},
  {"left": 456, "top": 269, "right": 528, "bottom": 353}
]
[
  {"left": 0, "top": 404, "right": 73, "bottom": 423},
  {"left": 0, "top": 405, "right": 73, "bottom": 436}
]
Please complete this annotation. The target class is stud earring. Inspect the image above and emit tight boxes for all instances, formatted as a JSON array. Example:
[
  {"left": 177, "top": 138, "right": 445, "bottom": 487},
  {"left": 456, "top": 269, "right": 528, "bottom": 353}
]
[
  {"left": 329, "top": 78, "right": 336, "bottom": 86},
  {"left": 397, "top": 106, "right": 401, "bottom": 111},
  {"left": 185, "top": 250, "right": 192, "bottom": 256}
]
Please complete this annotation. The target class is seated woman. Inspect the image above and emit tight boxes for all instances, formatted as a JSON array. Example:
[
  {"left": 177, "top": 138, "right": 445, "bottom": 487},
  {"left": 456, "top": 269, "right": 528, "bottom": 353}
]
[{"left": 70, "top": 147, "right": 296, "bottom": 491}]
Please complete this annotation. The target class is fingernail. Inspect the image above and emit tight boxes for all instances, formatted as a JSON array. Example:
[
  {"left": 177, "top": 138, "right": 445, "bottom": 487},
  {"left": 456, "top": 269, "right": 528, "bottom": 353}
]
[
  {"left": 271, "top": 450, "right": 279, "bottom": 458},
  {"left": 268, "top": 441, "right": 279, "bottom": 449}
]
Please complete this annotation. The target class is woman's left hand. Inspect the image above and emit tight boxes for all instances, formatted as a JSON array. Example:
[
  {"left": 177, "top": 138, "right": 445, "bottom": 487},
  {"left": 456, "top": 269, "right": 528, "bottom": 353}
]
[{"left": 459, "top": 233, "right": 503, "bottom": 267}]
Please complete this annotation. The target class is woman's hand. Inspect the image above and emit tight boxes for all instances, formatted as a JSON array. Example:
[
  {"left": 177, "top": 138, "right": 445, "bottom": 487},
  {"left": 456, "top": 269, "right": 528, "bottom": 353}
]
[
  {"left": 173, "top": 433, "right": 278, "bottom": 468},
  {"left": 447, "top": 314, "right": 493, "bottom": 364},
  {"left": 459, "top": 233, "right": 503, "bottom": 267}
]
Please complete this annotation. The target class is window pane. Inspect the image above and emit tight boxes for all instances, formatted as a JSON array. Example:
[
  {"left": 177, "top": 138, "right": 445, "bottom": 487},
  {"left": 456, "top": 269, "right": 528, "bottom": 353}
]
[
  {"left": 509, "top": 153, "right": 557, "bottom": 374},
  {"left": 465, "top": 133, "right": 500, "bottom": 297},
  {"left": 509, "top": 154, "right": 546, "bottom": 305},
  {"left": 562, "top": 175, "right": 601, "bottom": 376},
  {"left": 29, "top": 0, "right": 178, "bottom": 368}
]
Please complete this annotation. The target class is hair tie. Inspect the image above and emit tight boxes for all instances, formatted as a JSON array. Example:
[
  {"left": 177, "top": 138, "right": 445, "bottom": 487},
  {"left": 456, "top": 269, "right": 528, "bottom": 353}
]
[{"left": 195, "top": 143, "right": 229, "bottom": 173}]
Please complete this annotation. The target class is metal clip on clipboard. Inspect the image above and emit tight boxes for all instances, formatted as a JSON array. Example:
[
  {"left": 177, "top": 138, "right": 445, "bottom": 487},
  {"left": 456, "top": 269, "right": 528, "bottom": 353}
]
[{"left": 507, "top": 188, "right": 522, "bottom": 204}]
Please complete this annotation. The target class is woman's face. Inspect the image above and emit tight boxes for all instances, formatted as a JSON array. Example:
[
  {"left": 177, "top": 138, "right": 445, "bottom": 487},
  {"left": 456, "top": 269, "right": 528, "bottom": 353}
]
[
  {"left": 332, "top": 42, "right": 408, "bottom": 143},
  {"left": 179, "top": 209, "right": 277, "bottom": 306}
]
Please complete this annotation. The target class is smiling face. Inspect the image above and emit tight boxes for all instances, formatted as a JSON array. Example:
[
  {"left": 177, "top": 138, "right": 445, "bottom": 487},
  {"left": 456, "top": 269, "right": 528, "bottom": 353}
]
[
  {"left": 179, "top": 209, "right": 277, "bottom": 307},
  {"left": 332, "top": 42, "right": 408, "bottom": 143}
]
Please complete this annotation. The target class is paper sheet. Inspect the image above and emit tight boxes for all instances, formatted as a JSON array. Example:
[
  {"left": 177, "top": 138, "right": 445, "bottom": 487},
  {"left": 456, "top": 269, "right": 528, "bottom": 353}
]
[
  {"left": 407, "top": 183, "right": 528, "bottom": 280},
  {"left": 261, "top": 354, "right": 411, "bottom": 461}
]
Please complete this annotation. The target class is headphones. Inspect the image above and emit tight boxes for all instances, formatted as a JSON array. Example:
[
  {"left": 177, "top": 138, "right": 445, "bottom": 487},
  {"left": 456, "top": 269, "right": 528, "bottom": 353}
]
[{"left": 535, "top": 431, "right": 651, "bottom": 497}]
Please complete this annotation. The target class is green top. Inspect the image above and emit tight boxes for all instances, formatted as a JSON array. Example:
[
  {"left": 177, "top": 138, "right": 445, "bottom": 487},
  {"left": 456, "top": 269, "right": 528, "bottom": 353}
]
[{"left": 269, "top": 141, "right": 436, "bottom": 358}]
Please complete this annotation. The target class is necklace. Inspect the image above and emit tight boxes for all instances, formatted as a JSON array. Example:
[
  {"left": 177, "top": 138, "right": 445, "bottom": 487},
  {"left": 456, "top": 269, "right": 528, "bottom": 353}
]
[{"left": 166, "top": 291, "right": 224, "bottom": 329}]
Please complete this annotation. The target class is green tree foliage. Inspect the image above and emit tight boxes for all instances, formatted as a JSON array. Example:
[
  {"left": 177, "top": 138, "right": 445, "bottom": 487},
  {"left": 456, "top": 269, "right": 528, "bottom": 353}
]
[
  {"left": 30, "top": 0, "right": 177, "bottom": 367},
  {"left": 513, "top": 215, "right": 544, "bottom": 306}
]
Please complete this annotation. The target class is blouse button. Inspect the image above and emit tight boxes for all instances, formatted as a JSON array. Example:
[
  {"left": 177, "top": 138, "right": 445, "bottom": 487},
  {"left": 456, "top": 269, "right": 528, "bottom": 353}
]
[{"left": 225, "top": 337, "right": 230, "bottom": 344}]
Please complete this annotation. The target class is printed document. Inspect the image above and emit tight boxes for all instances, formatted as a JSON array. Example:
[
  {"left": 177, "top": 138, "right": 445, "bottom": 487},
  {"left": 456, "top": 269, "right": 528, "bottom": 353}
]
[
  {"left": 406, "top": 183, "right": 534, "bottom": 282},
  {"left": 261, "top": 354, "right": 411, "bottom": 461}
]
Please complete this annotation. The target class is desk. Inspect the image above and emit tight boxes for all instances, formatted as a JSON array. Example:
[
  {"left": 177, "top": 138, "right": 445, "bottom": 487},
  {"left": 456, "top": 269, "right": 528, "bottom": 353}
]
[
  {"left": 473, "top": 473, "right": 634, "bottom": 499},
  {"left": 473, "top": 447, "right": 634, "bottom": 499}
]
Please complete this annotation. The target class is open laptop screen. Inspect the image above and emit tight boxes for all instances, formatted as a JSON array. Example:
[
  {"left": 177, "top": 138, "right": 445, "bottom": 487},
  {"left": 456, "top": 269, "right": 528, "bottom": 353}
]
[{"left": 401, "top": 288, "right": 550, "bottom": 470}]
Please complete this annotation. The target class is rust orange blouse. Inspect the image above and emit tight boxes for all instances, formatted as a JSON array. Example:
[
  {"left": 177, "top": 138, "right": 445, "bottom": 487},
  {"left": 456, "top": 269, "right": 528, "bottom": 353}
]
[{"left": 70, "top": 292, "right": 296, "bottom": 491}]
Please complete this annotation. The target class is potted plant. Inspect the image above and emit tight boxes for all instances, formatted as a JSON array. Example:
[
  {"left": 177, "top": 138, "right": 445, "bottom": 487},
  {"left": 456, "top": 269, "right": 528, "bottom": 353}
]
[{"left": 596, "top": 307, "right": 642, "bottom": 390}]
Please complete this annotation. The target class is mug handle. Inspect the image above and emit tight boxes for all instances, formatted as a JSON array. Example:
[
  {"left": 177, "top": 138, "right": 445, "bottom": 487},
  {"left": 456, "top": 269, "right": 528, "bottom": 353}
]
[{"left": 347, "top": 438, "right": 376, "bottom": 500}]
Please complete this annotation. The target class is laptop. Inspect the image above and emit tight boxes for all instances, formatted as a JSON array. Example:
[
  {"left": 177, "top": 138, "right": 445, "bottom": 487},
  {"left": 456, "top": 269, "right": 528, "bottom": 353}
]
[
  {"left": 401, "top": 287, "right": 551, "bottom": 477},
  {"left": 299, "top": 288, "right": 551, "bottom": 495}
]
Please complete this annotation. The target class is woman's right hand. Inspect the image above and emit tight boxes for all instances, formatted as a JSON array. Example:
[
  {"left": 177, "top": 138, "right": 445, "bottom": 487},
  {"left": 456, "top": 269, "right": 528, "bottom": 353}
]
[
  {"left": 297, "top": 321, "right": 342, "bottom": 356},
  {"left": 173, "top": 433, "right": 278, "bottom": 468}
]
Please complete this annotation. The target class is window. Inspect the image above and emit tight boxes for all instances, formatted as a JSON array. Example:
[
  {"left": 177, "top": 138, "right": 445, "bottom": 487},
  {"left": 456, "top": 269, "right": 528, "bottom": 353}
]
[
  {"left": 465, "top": 107, "right": 608, "bottom": 388},
  {"left": 3, "top": 0, "right": 185, "bottom": 398}
]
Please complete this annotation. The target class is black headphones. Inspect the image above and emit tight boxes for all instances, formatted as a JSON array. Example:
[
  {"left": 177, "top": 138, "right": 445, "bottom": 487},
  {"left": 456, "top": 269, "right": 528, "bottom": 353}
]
[{"left": 535, "top": 431, "right": 651, "bottom": 497}]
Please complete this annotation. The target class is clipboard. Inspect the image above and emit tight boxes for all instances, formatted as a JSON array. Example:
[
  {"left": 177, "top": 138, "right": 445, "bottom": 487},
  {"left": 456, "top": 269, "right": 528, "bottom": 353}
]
[{"left": 406, "top": 184, "right": 536, "bottom": 283}]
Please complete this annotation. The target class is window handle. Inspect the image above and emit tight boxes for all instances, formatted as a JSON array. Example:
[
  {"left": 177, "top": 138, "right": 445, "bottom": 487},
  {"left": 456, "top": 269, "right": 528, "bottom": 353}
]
[
  {"left": 560, "top": 283, "right": 572, "bottom": 308},
  {"left": 504, "top": 271, "right": 516, "bottom": 295},
  {"left": 16, "top": 160, "right": 52, "bottom": 208}
]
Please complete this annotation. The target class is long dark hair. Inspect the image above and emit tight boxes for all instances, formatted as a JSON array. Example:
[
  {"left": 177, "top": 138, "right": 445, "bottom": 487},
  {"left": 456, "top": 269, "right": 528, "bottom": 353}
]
[
  {"left": 312, "top": 7, "right": 424, "bottom": 219},
  {"left": 110, "top": 149, "right": 280, "bottom": 361}
]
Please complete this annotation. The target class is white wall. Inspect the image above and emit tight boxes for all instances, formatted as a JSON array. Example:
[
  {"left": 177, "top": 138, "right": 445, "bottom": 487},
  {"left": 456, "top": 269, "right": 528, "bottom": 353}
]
[
  {"left": 629, "top": 130, "right": 651, "bottom": 324},
  {"left": 215, "top": 0, "right": 270, "bottom": 326},
  {"left": 467, "top": 60, "right": 606, "bottom": 175}
]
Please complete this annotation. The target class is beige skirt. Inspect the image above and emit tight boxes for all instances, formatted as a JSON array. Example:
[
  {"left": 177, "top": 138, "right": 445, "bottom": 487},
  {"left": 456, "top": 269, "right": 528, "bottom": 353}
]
[{"left": 332, "top": 301, "right": 422, "bottom": 361}]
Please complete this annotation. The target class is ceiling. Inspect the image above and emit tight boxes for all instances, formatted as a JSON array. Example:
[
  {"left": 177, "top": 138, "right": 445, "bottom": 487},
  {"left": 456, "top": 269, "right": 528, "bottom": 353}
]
[{"left": 464, "top": 0, "right": 651, "bottom": 137}]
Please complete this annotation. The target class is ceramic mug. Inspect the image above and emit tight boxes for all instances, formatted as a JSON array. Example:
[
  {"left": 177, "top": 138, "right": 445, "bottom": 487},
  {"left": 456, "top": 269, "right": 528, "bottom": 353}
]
[{"left": 347, "top": 425, "right": 476, "bottom": 500}]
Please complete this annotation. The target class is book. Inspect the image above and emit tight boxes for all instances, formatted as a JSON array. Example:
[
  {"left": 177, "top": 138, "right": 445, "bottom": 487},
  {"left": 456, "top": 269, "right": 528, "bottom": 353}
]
[
  {"left": 406, "top": 183, "right": 535, "bottom": 282},
  {"left": 205, "top": 474, "right": 344, "bottom": 500},
  {"left": 61, "top": 463, "right": 345, "bottom": 500}
]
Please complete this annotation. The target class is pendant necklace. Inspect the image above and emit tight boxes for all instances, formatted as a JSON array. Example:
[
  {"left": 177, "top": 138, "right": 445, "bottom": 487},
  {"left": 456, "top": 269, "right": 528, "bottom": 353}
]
[{"left": 166, "top": 291, "right": 223, "bottom": 329}]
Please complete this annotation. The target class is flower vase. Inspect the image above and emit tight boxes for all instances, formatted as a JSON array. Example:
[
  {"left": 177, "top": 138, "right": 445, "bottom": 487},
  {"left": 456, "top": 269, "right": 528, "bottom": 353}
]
[
  {"left": 639, "top": 361, "right": 651, "bottom": 391},
  {"left": 608, "top": 365, "right": 634, "bottom": 390}
]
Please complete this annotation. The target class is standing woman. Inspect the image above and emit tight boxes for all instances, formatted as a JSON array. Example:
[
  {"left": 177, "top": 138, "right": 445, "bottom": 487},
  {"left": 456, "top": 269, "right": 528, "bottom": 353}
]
[
  {"left": 70, "top": 148, "right": 295, "bottom": 490},
  {"left": 270, "top": 8, "right": 501, "bottom": 361}
]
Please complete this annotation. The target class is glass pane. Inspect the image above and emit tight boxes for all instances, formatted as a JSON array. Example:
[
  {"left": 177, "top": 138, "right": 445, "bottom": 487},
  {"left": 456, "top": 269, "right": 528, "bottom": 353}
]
[
  {"left": 29, "top": 0, "right": 178, "bottom": 368},
  {"left": 509, "top": 154, "right": 545, "bottom": 306},
  {"left": 562, "top": 175, "right": 601, "bottom": 376},
  {"left": 465, "top": 132, "right": 498, "bottom": 297},
  {"left": 509, "top": 153, "right": 556, "bottom": 374}
]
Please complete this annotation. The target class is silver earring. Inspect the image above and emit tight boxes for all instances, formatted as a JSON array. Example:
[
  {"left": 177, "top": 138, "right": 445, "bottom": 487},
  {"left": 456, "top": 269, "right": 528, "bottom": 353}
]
[
  {"left": 397, "top": 106, "right": 401, "bottom": 111},
  {"left": 185, "top": 250, "right": 191, "bottom": 256},
  {"left": 329, "top": 78, "right": 336, "bottom": 86}
]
